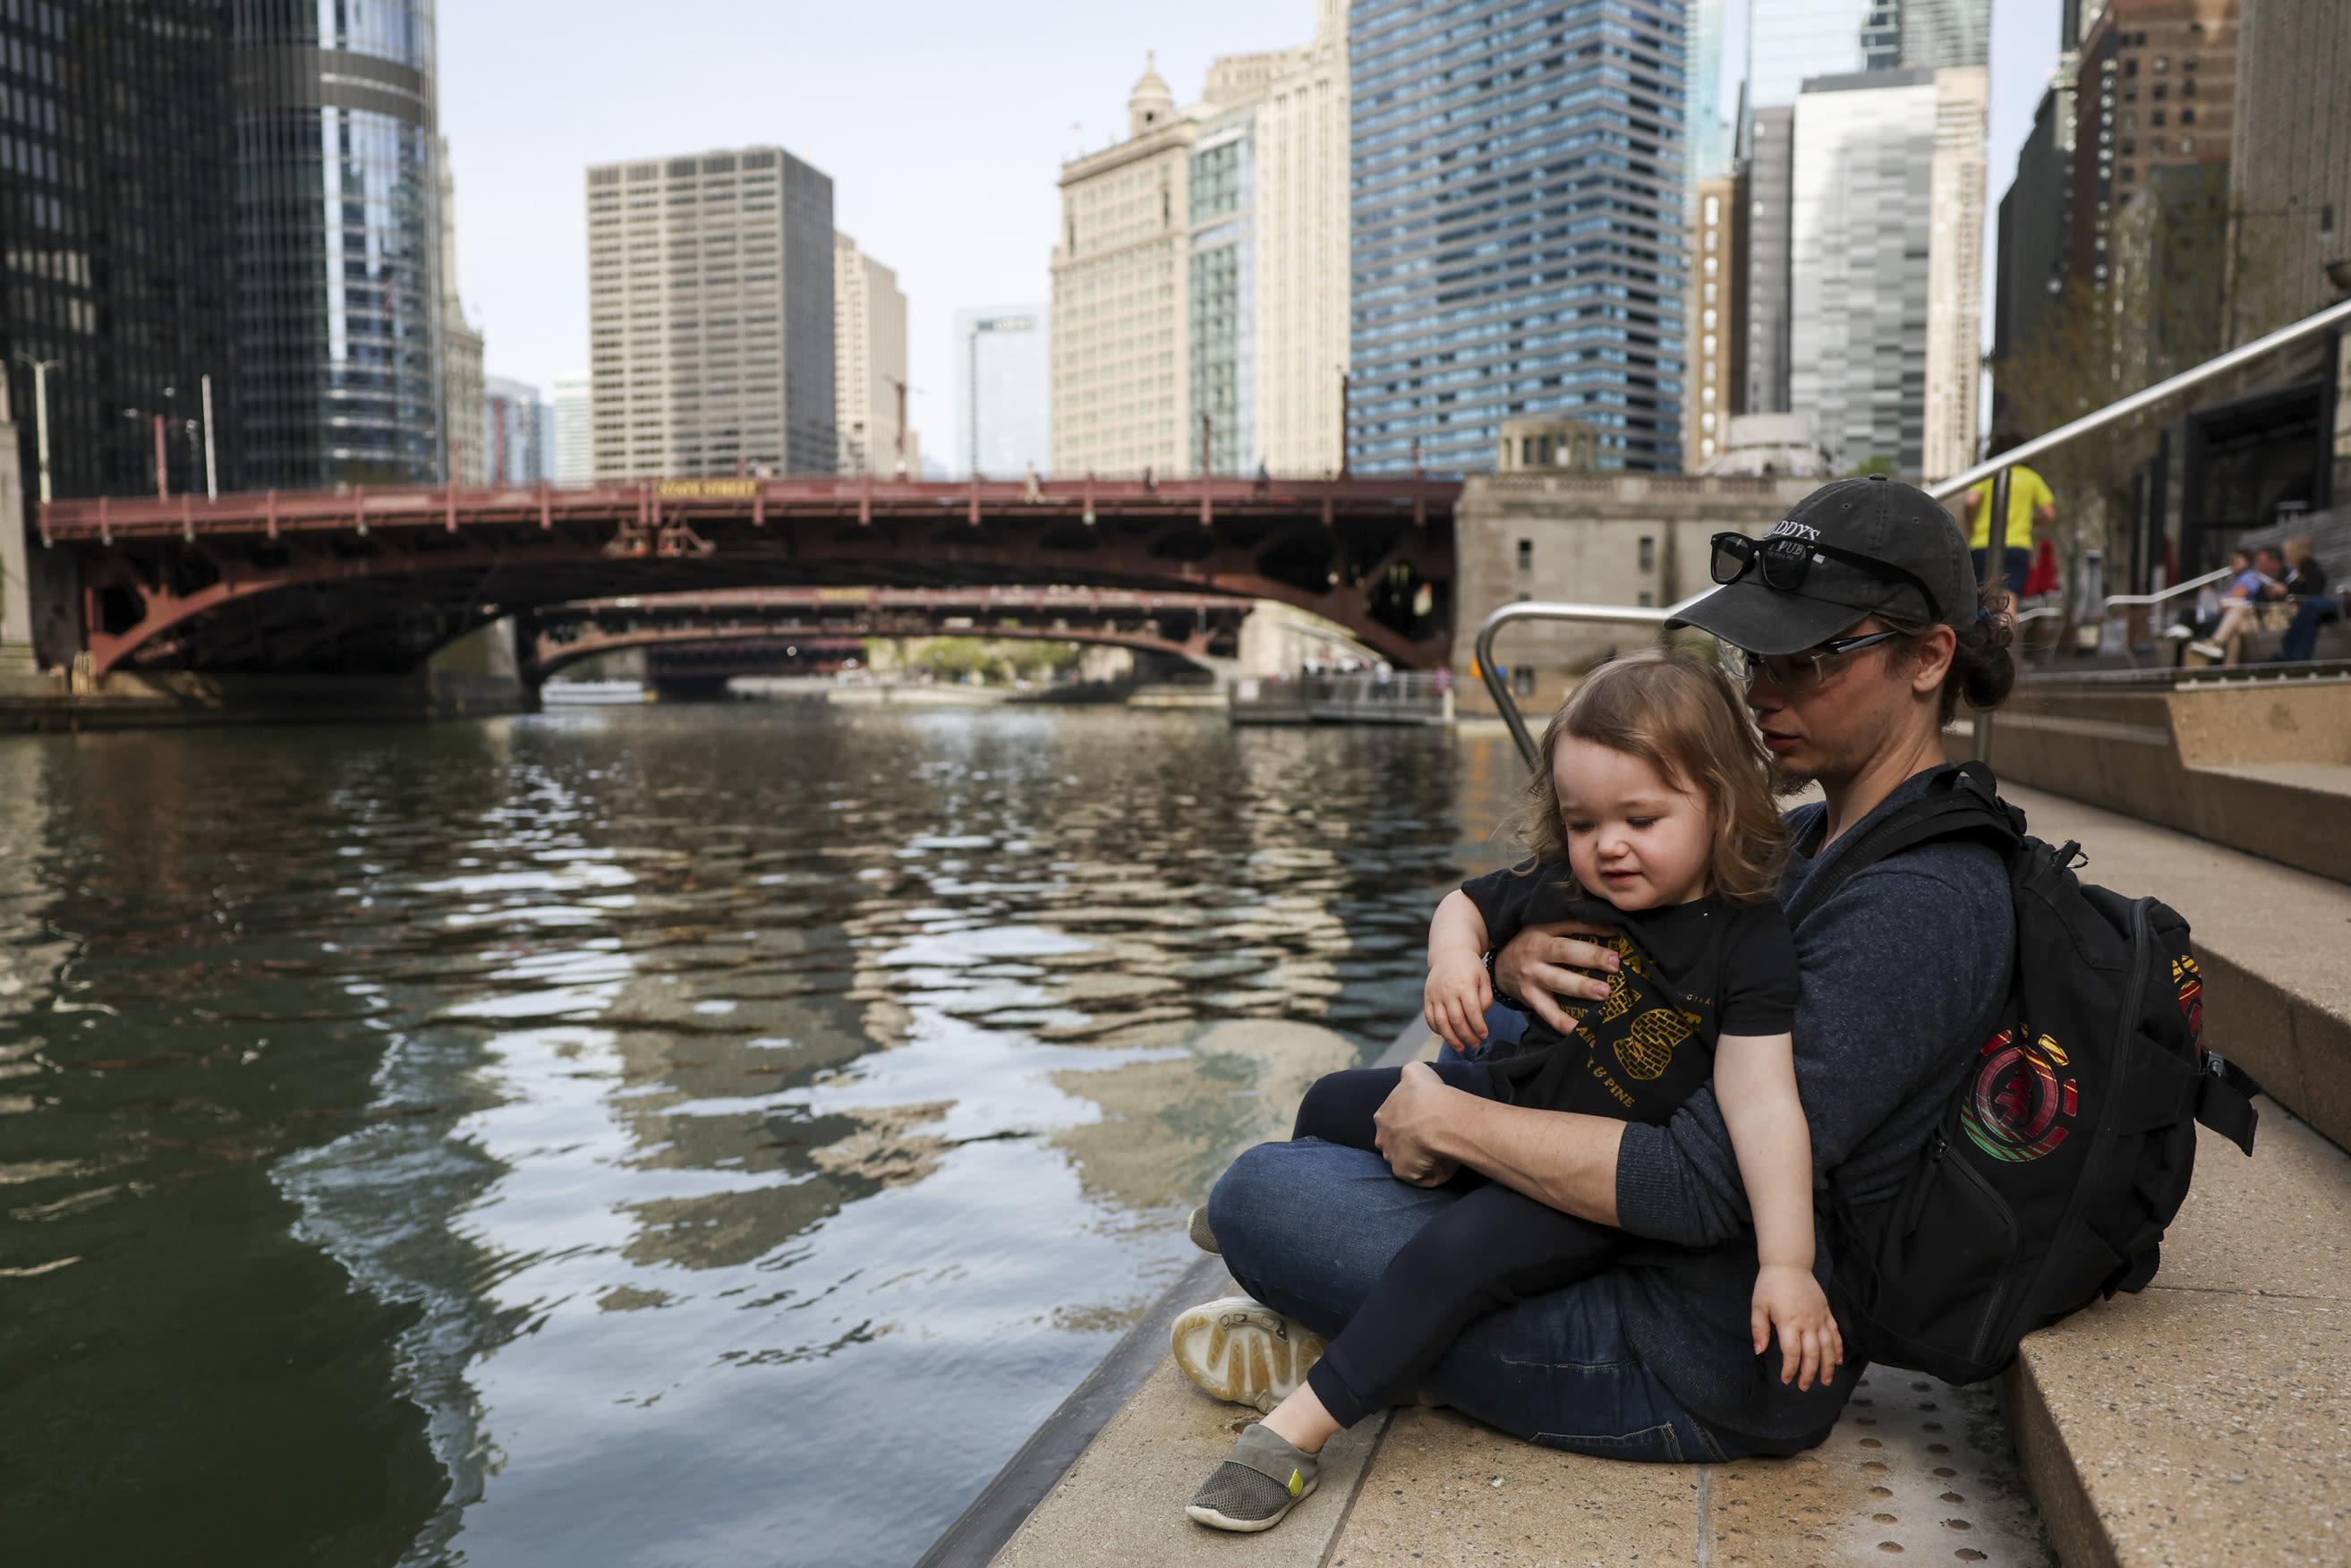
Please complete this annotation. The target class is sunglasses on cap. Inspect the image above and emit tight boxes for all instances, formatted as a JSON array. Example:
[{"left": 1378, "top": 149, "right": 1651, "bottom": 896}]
[{"left": 1709, "top": 532, "right": 1944, "bottom": 624}]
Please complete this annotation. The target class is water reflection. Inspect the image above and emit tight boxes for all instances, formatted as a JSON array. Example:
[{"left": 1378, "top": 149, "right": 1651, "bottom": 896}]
[{"left": 0, "top": 705, "right": 1522, "bottom": 1566}]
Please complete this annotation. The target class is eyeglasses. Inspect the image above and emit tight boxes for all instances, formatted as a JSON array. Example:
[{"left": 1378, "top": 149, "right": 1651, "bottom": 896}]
[
  {"left": 1742, "top": 628, "right": 1905, "bottom": 692},
  {"left": 1710, "top": 532, "right": 1944, "bottom": 624}
]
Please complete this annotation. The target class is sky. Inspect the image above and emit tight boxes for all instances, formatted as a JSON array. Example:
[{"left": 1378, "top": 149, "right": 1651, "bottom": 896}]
[{"left": 440, "top": 0, "right": 2066, "bottom": 449}]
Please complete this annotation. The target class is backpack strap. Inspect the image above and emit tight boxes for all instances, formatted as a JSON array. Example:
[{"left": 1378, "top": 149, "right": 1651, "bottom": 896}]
[
  {"left": 2193, "top": 1052, "right": 2263, "bottom": 1157},
  {"left": 1785, "top": 763, "right": 2023, "bottom": 928}
]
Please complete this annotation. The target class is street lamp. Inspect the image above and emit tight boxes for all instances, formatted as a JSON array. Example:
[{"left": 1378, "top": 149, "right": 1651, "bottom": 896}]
[{"left": 11, "top": 353, "right": 59, "bottom": 503}]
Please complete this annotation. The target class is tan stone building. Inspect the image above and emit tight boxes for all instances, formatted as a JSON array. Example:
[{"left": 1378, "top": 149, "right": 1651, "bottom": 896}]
[
  {"left": 1450, "top": 473, "right": 1831, "bottom": 713},
  {"left": 438, "top": 138, "right": 486, "bottom": 485},
  {"left": 834, "top": 232, "right": 915, "bottom": 476},
  {"left": 1683, "top": 170, "right": 1749, "bottom": 472},
  {"left": 1051, "top": 4, "right": 1350, "bottom": 479}
]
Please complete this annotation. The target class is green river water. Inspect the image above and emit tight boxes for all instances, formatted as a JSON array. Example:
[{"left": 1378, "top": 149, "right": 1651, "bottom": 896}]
[{"left": 0, "top": 703, "right": 1525, "bottom": 1566}]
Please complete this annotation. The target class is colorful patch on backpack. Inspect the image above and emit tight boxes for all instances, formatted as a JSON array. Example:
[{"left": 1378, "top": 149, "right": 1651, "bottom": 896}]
[
  {"left": 1961, "top": 1027, "right": 2079, "bottom": 1163},
  {"left": 2171, "top": 954, "right": 2203, "bottom": 1043}
]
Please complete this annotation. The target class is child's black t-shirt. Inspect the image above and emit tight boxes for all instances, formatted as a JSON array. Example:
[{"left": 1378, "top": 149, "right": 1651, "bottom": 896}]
[{"left": 1460, "top": 860, "right": 1800, "bottom": 1122}]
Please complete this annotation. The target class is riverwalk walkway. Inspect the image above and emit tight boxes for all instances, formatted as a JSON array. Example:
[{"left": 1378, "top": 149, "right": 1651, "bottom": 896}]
[{"left": 940, "top": 777, "right": 2351, "bottom": 1568}]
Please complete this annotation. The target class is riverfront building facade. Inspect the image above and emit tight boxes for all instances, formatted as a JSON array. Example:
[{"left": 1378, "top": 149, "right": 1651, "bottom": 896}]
[
  {"left": 834, "top": 233, "right": 912, "bottom": 476},
  {"left": 586, "top": 146, "right": 837, "bottom": 480},
  {"left": 234, "top": 0, "right": 446, "bottom": 487},
  {"left": 1, "top": 0, "right": 242, "bottom": 500},
  {"left": 484, "top": 377, "right": 549, "bottom": 485},
  {"left": 1348, "top": 0, "right": 1690, "bottom": 473}
]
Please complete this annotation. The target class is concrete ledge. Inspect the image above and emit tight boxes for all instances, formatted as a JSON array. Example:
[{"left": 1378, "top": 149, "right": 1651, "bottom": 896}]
[
  {"left": 1963, "top": 680, "right": 2351, "bottom": 883},
  {"left": 1997, "top": 1105, "right": 2351, "bottom": 1568}
]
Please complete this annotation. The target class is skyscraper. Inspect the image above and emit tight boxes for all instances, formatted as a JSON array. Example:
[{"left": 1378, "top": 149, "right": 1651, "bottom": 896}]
[
  {"left": 1350, "top": 0, "right": 1690, "bottom": 472},
  {"left": 1788, "top": 67, "right": 1986, "bottom": 479},
  {"left": 1749, "top": 0, "right": 1869, "bottom": 107},
  {"left": 955, "top": 307, "right": 1051, "bottom": 478},
  {"left": 2, "top": 0, "right": 240, "bottom": 501},
  {"left": 1688, "top": 0, "right": 1730, "bottom": 183},
  {"left": 834, "top": 233, "right": 913, "bottom": 475},
  {"left": 234, "top": 0, "right": 445, "bottom": 487},
  {"left": 1051, "top": 15, "right": 1348, "bottom": 479},
  {"left": 585, "top": 146, "right": 836, "bottom": 479},
  {"left": 552, "top": 372, "right": 592, "bottom": 485},
  {"left": 1744, "top": 105, "right": 1796, "bottom": 415},
  {"left": 484, "top": 377, "right": 549, "bottom": 485},
  {"left": 440, "top": 140, "right": 485, "bottom": 485}
]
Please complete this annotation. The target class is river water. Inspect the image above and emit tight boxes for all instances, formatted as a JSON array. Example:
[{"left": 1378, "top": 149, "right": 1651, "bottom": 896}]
[{"left": 0, "top": 703, "right": 1526, "bottom": 1566}]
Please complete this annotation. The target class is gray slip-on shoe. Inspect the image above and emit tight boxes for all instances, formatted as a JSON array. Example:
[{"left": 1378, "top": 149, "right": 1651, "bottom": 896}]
[
  {"left": 1185, "top": 1205, "right": 1220, "bottom": 1255},
  {"left": 1185, "top": 1422, "right": 1319, "bottom": 1532}
]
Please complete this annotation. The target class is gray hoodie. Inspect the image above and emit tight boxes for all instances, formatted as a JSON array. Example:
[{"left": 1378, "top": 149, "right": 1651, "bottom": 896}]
[{"left": 1611, "top": 764, "right": 2014, "bottom": 1449}]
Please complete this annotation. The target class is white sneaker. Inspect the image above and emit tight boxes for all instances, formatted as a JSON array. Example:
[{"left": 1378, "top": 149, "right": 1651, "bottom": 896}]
[
  {"left": 1171, "top": 1297, "right": 1326, "bottom": 1414},
  {"left": 2189, "top": 641, "right": 2225, "bottom": 660}
]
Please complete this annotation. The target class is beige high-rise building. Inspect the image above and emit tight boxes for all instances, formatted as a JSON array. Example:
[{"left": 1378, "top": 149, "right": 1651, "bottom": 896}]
[
  {"left": 1253, "top": 0, "right": 1350, "bottom": 477},
  {"left": 1051, "top": 2, "right": 1350, "bottom": 479},
  {"left": 1922, "top": 67, "right": 1989, "bottom": 483},
  {"left": 834, "top": 232, "right": 915, "bottom": 475},
  {"left": 439, "top": 138, "right": 486, "bottom": 485},
  {"left": 586, "top": 146, "right": 837, "bottom": 481}
]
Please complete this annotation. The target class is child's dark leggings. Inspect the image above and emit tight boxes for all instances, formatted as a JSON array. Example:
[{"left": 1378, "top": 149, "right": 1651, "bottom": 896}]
[{"left": 1288, "top": 1064, "right": 1624, "bottom": 1429}]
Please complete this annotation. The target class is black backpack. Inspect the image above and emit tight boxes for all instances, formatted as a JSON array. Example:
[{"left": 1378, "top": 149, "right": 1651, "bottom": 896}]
[{"left": 1787, "top": 763, "right": 2263, "bottom": 1385}]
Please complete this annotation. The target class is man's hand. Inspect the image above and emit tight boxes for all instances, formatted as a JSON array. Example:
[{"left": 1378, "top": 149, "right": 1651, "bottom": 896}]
[
  {"left": 1490, "top": 919, "right": 1620, "bottom": 1034},
  {"left": 1374, "top": 1061, "right": 1462, "bottom": 1187}
]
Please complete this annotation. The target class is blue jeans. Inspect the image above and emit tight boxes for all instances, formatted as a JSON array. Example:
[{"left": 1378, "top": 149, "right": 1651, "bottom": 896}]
[
  {"left": 2279, "top": 597, "right": 2341, "bottom": 662},
  {"left": 1970, "top": 545, "right": 2031, "bottom": 598},
  {"left": 1208, "top": 1138, "right": 1750, "bottom": 1462}
]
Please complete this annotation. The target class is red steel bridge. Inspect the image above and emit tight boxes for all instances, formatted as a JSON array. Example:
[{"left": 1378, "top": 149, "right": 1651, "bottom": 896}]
[
  {"left": 35, "top": 474, "right": 1459, "bottom": 678},
  {"left": 531, "top": 586, "right": 1250, "bottom": 682}
]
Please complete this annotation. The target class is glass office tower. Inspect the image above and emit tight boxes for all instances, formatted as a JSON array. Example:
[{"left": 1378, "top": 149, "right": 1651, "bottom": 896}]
[
  {"left": 1, "top": 0, "right": 240, "bottom": 499},
  {"left": 1350, "top": 0, "right": 1690, "bottom": 473},
  {"left": 234, "top": 0, "right": 443, "bottom": 487}
]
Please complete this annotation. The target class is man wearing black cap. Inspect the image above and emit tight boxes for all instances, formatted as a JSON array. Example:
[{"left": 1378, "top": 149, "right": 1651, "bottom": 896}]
[{"left": 1204, "top": 476, "right": 2018, "bottom": 1461}]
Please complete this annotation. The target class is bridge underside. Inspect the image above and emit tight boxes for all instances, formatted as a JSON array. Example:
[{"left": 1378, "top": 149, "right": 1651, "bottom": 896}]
[
  {"left": 532, "top": 590, "right": 1248, "bottom": 680},
  {"left": 37, "top": 478, "right": 1456, "bottom": 677}
]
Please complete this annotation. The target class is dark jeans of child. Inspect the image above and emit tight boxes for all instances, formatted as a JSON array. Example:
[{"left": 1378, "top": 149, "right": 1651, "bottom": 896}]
[{"left": 1287, "top": 1064, "right": 1625, "bottom": 1428}]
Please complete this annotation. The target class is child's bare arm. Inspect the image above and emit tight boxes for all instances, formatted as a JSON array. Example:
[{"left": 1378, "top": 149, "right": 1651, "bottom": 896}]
[
  {"left": 1716, "top": 1031, "right": 1844, "bottom": 1389},
  {"left": 1425, "top": 891, "right": 1495, "bottom": 1051}
]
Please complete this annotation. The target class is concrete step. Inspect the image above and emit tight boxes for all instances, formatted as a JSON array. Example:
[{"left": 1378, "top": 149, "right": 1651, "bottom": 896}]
[{"left": 1964, "top": 674, "right": 2351, "bottom": 884}]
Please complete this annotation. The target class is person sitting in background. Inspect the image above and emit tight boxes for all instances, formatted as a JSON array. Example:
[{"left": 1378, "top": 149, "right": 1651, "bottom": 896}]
[
  {"left": 1961, "top": 434, "right": 2057, "bottom": 598},
  {"left": 2274, "top": 538, "right": 2339, "bottom": 663},
  {"left": 2211, "top": 546, "right": 2295, "bottom": 665},
  {"left": 2186, "top": 550, "right": 2266, "bottom": 663}
]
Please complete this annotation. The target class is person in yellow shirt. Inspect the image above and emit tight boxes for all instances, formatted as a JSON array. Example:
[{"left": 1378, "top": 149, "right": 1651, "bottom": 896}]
[{"left": 1962, "top": 433, "right": 2057, "bottom": 597}]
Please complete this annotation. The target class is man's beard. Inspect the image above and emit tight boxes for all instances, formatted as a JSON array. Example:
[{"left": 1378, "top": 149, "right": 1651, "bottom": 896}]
[{"left": 1768, "top": 758, "right": 1816, "bottom": 798}]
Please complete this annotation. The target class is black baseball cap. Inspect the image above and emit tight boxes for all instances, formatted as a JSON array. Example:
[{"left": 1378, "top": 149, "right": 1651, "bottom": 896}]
[{"left": 1668, "top": 474, "right": 1977, "bottom": 656}]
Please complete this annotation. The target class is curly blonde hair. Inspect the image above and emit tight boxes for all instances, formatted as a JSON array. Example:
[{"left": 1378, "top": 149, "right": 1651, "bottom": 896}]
[{"left": 1516, "top": 651, "right": 1787, "bottom": 905}]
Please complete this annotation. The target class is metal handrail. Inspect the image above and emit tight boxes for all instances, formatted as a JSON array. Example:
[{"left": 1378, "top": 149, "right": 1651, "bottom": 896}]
[
  {"left": 1475, "top": 594, "right": 1711, "bottom": 765},
  {"left": 1926, "top": 296, "right": 2351, "bottom": 502},
  {"left": 2100, "top": 566, "right": 2232, "bottom": 610}
]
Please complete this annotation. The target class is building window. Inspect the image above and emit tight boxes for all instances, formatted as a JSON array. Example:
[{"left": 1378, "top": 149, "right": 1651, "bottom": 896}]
[
  {"left": 2122, "top": 138, "right": 2136, "bottom": 156},
  {"left": 1512, "top": 666, "right": 1535, "bottom": 696},
  {"left": 2152, "top": 55, "right": 2168, "bottom": 72},
  {"left": 1638, "top": 536, "right": 1656, "bottom": 572},
  {"left": 2120, "top": 165, "right": 2136, "bottom": 183},
  {"left": 1516, "top": 539, "right": 1532, "bottom": 571},
  {"left": 1703, "top": 194, "right": 1719, "bottom": 224},
  {"left": 2152, "top": 110, "right": 2167, "bottom": 127},
  {"left": 2181, "top": 108, "right": 2196, "bottom": 124},
  {"left": 2323, "top": 205, "right": 2338, "bottom": 239},
  {"left": 2151, "top": 84, "right": 2168, "bottom": 100},
  {"left": 2180, "top": 138, "right": 2194, "bottom": 155}
]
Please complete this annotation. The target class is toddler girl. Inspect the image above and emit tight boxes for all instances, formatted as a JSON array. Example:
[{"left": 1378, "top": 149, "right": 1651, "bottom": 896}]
[{"left": 1181, "top": 652, "right": 1839, "bottom": 1532}]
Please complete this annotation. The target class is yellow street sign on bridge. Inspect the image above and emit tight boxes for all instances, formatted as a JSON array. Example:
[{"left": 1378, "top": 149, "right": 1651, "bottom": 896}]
[{"left": 657, "top": 479, "right": 761, "bottom": 499}]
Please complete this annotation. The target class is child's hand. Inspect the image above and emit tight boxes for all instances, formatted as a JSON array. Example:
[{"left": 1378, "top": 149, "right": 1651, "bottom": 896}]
[
  {"left": 1423, "top": 950, "right": 1492, "bottom": 1052},
  {"left": 1751, "top": 1264, "right": 1844, "bottom": 1391}
]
